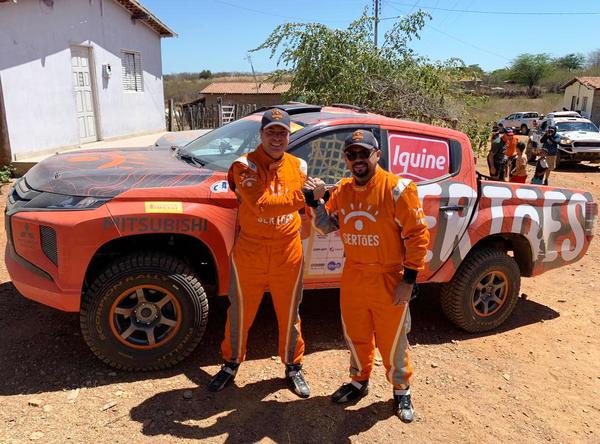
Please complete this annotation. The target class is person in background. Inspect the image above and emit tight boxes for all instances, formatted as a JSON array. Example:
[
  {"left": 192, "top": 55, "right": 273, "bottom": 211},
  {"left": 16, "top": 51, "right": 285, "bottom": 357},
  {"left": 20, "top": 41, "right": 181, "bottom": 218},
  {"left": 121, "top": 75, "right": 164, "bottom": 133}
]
[
  {"left": 503, "top": 129, "right": 518, "bottom": 180},
  {"left": 539, "top": 125, "right": 560, "bottom": 185},
  {"left": 509, "top": 141, "right": 528, "bottom": 183},
  {"left": 531, "top": 148, "right": 549, "bottom": 185},
  {"left": 487, "top": 125, "right": 506, "bottom": 180}
]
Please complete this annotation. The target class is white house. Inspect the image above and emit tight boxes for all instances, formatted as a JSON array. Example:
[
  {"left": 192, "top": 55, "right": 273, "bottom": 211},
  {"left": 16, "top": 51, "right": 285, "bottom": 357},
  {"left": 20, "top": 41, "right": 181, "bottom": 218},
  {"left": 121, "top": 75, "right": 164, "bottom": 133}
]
[
  {"left": 561, "top": 77, "right": 600, "bottom": 127},
  {"left": 0, "top": 0, "right": 175, "bottom": 162}
]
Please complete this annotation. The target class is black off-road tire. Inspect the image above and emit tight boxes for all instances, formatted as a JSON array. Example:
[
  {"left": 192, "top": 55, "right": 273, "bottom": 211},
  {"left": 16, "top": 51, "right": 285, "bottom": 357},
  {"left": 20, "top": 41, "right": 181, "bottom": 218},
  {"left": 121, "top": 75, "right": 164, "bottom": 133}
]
[
  {"left": 441, "top": 248, "right": 520, "bottom": 333},
  {"left": 80, "top": 252, "right": 208, "bottom": 371}
]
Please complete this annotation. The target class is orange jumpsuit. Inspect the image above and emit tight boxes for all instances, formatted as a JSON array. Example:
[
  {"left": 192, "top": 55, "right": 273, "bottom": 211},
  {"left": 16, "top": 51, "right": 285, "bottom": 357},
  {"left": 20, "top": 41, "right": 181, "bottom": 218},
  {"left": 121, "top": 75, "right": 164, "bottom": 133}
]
[
  {"left": 311, "top": 166, "right": 429, "bottom": 388},
  {"left": 221, "top": 145, "right": 307, "bottom": 365}
]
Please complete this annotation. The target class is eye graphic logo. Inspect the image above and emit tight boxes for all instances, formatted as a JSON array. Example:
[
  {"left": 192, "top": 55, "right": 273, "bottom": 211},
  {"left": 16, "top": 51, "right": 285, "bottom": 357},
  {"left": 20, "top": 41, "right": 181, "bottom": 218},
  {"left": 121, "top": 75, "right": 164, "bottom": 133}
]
[
  {"left": 241, "top": 176, "right": 258, "bottom": 188},
  {"left": 340, "top": 203, "right": 379, "bottom": 231}
]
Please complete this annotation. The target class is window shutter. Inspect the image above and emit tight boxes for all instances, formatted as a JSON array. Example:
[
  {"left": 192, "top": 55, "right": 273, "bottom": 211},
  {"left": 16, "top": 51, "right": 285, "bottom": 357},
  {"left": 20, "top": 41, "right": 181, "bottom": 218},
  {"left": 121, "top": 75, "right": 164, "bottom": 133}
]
[{"left": 134, "top": 52, "right": 143, "bottom": 92}]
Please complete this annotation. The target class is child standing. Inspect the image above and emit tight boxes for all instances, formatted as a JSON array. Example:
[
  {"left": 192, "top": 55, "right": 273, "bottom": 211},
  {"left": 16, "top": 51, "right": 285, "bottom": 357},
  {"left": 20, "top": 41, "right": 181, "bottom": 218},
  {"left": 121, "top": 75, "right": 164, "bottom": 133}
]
[
  {"left": 510, "top": 141, "right": 528, "bottom": 183},
  {"left": 531, "top": 148, "right": 549, "bottom": 185}
]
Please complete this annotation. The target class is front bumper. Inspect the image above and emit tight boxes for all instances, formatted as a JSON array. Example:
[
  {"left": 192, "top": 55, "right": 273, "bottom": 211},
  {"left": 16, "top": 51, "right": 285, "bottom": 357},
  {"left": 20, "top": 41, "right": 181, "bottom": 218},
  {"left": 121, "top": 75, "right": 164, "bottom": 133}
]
[{"left": 5, "top": 206, "right": 119, "bottom": 312}]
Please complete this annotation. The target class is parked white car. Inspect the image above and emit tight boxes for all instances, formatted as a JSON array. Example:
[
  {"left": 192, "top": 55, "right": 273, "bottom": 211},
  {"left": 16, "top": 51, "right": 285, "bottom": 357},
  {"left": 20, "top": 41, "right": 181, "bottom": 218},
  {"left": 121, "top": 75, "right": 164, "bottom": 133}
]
[
  {"left": 497, "top": 111, "right": 540, "bottom": 134},
  {"left": 529, "top": 116, "right": 600, "bottom": 165}
]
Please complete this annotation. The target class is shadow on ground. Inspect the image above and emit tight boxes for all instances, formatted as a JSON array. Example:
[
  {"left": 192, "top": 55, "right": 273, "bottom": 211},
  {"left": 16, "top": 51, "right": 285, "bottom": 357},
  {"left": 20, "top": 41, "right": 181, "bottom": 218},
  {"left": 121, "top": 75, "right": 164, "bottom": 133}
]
[
  {"left": 0, "top": 281, "right": 558, "bottom": 397},
  {"left": 129, "top": 369, "right": 395, "bottom": 443}
]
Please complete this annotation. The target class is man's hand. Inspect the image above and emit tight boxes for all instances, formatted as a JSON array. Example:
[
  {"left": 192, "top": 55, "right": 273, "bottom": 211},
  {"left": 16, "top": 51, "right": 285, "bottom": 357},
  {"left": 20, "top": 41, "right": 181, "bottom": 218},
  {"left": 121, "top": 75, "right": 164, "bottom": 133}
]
[
  {"left": 490, "top": 167, "right": 496, "bottom": 176},
  {"left": 393, "top": 281, "right": 413, "bottom": 305},
  {"left": 303, "top": 177, "right": 326, "bottom": 201}
]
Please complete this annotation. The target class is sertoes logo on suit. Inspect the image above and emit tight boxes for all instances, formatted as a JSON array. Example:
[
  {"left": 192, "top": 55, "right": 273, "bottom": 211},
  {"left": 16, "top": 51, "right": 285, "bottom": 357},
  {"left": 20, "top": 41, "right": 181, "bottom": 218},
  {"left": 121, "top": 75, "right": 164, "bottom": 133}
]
[{"left": 339, "top": 204, "right": 381, "bottom": 247}]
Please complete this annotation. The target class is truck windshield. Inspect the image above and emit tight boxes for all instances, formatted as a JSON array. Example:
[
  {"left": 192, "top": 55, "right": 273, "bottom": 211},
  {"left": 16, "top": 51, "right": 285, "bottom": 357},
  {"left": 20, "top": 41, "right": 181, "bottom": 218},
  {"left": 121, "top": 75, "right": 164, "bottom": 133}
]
[
  {"left": 556, "top": 122, "right": 599, "bottom": 133},
  {"left": 178, "top": 119, "right": 262, "bottom": 171}
]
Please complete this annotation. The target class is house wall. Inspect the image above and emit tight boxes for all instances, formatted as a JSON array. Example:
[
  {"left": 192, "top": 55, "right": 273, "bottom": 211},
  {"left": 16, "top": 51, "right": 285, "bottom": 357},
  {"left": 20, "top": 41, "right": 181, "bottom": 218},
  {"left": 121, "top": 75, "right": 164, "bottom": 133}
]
[
  {"left": 591, "top": 91, "right": 600, "bottom": 127},
  {"left": 0, "top": 0, "right": 166, "bottom": 160},
  {"left": 563, "top": 81, "right": 596, "bottom": 119},
  {"left": 203, "top": 93, "right": 285, "bottom": 108}
]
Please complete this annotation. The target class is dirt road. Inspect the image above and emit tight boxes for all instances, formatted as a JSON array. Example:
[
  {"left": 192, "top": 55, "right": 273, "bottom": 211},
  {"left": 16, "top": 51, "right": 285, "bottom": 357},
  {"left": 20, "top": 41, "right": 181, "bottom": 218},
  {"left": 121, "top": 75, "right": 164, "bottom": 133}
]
[{"left": 0, "top": 161, "right": 599, "bottom": 443}]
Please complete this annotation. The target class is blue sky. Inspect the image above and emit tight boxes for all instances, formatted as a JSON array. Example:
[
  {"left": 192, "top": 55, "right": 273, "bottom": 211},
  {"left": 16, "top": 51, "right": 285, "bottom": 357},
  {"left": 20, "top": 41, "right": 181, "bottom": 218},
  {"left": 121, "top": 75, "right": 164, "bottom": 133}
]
[{"left": 142, "top": 0, "right": 600, "bottom": 74}]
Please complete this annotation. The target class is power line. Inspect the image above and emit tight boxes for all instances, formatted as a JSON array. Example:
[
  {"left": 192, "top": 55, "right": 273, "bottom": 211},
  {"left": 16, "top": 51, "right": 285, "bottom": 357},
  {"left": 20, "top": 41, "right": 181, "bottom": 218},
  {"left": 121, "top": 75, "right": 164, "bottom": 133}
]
[
  {"left": 427, "top": 24, "right": 510, "bottom": 61},
  {"left": 211, "top": 0, "right": 356, "bottom": 23},
  {"left": 385, "top": 1, "right": 600, "bottom": 15}
]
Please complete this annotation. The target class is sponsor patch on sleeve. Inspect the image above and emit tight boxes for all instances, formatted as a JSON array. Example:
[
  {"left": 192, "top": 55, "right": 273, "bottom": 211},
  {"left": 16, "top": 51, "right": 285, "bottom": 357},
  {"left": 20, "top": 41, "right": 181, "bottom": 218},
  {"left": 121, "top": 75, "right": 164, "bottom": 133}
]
[{"left": 144, "top": 201, "right": 183, "bottom": 214}]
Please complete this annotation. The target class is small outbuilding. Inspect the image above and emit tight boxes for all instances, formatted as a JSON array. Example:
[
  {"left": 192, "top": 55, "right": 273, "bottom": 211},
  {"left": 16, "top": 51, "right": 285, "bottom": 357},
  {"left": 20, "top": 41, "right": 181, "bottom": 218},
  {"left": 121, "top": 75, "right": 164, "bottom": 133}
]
[
  {"left": 199, "top": 82, "right": 290, "bottom": 108},
  {"left": 561, "top": 77, "right": 600, "bottom": 127}
]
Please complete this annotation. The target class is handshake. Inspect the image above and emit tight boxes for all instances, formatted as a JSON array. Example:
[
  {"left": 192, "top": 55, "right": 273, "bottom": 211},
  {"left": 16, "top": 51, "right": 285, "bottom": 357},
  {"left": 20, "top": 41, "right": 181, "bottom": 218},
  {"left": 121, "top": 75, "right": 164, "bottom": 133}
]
[{"left": 302, "top": 177, "right": 328, "bottom": 207}]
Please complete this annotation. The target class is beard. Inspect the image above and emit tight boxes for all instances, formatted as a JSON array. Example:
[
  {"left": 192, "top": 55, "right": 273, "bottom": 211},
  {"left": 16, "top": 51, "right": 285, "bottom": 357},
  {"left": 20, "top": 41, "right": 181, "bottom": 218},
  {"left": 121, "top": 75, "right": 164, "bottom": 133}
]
[{"left": 352, "top": 161, "right": 370, "bottom": 178}]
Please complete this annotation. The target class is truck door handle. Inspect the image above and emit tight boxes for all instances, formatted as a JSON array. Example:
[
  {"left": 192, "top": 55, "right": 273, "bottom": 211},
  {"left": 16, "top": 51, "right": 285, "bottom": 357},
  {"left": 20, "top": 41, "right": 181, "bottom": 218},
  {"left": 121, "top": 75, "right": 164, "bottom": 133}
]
[{"left": 440, "top": 205, "right": 465, "bottom": 212}]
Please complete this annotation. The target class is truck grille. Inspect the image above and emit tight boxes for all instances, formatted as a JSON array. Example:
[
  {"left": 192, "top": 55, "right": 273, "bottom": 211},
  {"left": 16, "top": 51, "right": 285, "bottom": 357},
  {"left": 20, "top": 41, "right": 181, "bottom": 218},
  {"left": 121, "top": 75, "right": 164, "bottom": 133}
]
[
  {"left": 573, "top": 141, "right": 600, "bottom": 148},
  {"left": 40, "top": 226, "right": 58, "bottom": 266}
]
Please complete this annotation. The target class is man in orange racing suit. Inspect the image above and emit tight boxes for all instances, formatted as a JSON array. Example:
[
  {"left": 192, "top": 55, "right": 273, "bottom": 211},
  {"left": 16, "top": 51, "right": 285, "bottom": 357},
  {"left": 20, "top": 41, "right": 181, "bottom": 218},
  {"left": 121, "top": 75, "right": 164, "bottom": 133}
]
[
  {"left": 303, "top": 129, "right": 429, "bottom": 421},
  {"left": 208, "top": 108, "right": 310, "bottom": 398}
]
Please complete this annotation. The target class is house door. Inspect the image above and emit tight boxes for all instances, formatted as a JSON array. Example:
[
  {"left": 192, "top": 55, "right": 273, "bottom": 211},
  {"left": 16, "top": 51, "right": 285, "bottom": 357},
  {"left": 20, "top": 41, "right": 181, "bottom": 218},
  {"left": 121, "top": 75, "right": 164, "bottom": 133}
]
[{"left": 71, "top": 46, "right": 98, "bottom": 143}]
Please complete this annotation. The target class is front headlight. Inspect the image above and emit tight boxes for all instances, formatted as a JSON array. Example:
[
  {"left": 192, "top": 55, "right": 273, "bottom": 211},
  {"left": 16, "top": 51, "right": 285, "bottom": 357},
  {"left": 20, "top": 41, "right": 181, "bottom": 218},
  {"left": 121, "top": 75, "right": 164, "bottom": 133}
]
[
  {"left": 27, "top": 193, "right": 110, "bottom": 210},
  {"left": 560, "top": 137, "right": 572, "bottom": 145}
]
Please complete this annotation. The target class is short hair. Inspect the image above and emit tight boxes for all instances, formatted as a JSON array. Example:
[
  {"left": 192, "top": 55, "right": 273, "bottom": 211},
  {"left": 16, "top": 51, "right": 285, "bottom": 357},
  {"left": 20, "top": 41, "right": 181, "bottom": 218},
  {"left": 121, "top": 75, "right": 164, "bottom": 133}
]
[{"left": 516, "top": 141, "right": 526, "bottom": 150}]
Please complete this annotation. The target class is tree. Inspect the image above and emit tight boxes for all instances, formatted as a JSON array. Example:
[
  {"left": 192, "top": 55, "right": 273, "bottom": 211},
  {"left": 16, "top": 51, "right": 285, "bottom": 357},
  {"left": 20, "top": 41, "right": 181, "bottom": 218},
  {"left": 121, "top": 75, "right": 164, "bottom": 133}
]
[
  {"left": 555, "top": 53, "right": 585, "bottom": 71},
  {"left": 509, "top": 53, "right": 553, "bottom": 93},
  {"left": 252, "top": 11, "right": 469, "bottom": 123},
  {"left": 198, "top": 69, "right": 212, "bottom": 79},
  {"left": 588, "top": 49, "right": 600, "bottom": 68}
]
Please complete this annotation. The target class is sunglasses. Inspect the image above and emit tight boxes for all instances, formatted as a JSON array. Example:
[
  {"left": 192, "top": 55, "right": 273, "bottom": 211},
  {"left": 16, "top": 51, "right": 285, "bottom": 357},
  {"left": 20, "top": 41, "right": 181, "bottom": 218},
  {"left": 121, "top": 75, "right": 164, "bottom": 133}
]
[{"left": 344, "top": 149, "right": 374, "bottom": 161}]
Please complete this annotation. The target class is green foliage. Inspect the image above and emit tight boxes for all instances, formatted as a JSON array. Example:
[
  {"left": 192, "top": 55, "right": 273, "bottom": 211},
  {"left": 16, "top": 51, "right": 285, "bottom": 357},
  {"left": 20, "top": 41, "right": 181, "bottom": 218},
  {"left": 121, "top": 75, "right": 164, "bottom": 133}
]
[
  {"left": 588, "top": 49, "right": 600, "bottom": 68},
  {"left": 459, "top": 118, "right": 494, "bottom": 156},
  {"left": 555, "top": 53, "right": 585, "bottom": 71},
  {"left": 509, "top": 53, "right": 554, "bottom": 91},
  {"left": 253, "top": 10, "right": 469, "bottom": 123},
  {"left": 198, "top": 69, "right": 212, "bottom": 79},
  {"left": 0, "top": 164, "right": 15, "bottom": 184}
]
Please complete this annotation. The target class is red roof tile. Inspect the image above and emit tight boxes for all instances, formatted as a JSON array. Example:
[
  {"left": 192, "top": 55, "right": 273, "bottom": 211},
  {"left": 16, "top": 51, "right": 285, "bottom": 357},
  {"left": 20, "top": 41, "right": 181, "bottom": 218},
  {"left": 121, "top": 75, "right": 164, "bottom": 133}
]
[{"left": 200, "top": 82, "right": 290, "bottom": 95}]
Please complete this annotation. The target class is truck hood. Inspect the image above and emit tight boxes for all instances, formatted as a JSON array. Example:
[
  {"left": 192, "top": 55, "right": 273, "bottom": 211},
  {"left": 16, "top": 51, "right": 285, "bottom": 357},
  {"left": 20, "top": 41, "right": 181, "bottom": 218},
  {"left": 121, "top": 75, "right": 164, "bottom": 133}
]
[
  {"left": 561, "top": 130, "right": 600, "bottom": 142},
  {"left": 25, "top": 147, "right": 214, "bottom": 198}
]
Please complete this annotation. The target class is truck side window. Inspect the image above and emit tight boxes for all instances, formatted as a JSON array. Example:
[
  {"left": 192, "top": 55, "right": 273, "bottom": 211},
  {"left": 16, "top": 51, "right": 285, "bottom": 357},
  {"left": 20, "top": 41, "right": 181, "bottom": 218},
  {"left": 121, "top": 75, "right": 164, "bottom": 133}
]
[
  {"left": 291, "top": 128, "right": 370, "bottom": 184},
  {"left": 387, "top": 131, "right": 452, "bottom": 183}
]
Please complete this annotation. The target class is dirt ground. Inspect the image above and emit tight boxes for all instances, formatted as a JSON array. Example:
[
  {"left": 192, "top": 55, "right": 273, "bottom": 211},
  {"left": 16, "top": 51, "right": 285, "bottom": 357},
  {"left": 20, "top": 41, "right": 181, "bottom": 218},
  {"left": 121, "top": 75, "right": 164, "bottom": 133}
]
[{"left": 0, "top": 159, "right": 599, "bottom": 444}]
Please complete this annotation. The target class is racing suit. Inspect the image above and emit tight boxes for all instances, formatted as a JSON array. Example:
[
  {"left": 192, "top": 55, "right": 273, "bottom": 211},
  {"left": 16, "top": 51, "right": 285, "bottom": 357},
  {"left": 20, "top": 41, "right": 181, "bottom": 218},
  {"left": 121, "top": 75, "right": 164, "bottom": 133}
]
[
  {"left": 310, "top": 166, "right": 429, "bottom": 388},
  {"left": 221, "top": 145, "right": 308, "bottom": 365}
]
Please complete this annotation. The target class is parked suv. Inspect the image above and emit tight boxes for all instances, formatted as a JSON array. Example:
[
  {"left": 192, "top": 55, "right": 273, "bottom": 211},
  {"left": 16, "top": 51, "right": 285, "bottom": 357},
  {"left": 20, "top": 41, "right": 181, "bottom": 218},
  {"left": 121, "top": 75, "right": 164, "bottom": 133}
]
[
  {"left": 5, "top": 104, "right": 597, "bottom": 371},
  {"left": 497, "top": 111, "right": 540, "bottom": 134},
  {"left": 528, "top": 115, "right": 600, "bottom": 165}
]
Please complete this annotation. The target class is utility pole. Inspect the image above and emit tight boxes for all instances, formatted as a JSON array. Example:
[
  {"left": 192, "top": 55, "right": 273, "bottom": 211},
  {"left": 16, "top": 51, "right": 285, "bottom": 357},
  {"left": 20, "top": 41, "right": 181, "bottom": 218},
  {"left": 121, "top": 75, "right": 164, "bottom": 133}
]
[
  {"left": 373, "top": 0, "right": 380, "bottom": 47},
  {"left": 245, "top": 54, "right": 259, "bottom": 93}
]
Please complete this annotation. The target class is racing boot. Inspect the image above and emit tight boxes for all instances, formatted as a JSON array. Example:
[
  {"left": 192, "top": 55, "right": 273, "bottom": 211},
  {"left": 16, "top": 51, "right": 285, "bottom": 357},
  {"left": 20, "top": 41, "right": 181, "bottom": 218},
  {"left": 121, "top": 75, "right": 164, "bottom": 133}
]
[
  {"left": 331, "top": 380, "right": 369, "bottom": 403},
  {"left": 285, "top": 364, "right": 310, "bottom": 398},
  {"left": 394, "top": 387, "right": 415, "bottom": 423},
  {"left": 207, "top": 362, "right": 239, "bottom": 392}
]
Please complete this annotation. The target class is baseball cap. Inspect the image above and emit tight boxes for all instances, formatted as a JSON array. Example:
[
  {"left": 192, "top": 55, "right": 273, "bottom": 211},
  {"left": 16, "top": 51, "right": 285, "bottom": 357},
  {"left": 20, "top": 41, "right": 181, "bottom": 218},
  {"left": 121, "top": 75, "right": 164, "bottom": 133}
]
[
  {"left": 261, "top": 108, "right": 291, "bottom": 131},
  {"left": 344, "top": 129, "right": 379, "bottom": 151},
  {"left": 506, "top": 129, "right": 514, "bottom": 135}
]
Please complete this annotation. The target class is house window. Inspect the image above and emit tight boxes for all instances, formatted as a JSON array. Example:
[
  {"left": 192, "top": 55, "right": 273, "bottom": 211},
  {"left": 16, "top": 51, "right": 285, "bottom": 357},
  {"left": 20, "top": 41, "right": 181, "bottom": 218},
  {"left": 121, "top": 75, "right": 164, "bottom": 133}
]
[
  {"left": 582, "top": 96, "right": 588, "bottom": 113},
  {"left": 121, "top": 51, "right": 143, "bottom": 92}
]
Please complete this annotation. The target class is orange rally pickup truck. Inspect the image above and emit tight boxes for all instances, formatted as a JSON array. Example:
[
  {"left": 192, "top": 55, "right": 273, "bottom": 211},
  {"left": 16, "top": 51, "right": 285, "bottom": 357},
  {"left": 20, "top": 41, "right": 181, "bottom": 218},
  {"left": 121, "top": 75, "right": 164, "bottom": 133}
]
[{"left": 5, "top": 104, "right": 597, "bottom": 370}]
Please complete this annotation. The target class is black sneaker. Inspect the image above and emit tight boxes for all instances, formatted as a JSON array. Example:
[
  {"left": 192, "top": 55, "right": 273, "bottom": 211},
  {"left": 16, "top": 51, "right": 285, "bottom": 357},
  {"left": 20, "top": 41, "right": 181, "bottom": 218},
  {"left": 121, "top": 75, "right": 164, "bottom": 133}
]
[
  {"left": 331, "top": 381, "right": 369, "bottom": 403},
  {"left": 207, "top": 362, "right": 239, "bottom": 392},
  {"left": 394, "top": 389, "right": 415, "bottom": 423},
  {"left": 285, "top": 364, "right": 310, "bottom": 398}
]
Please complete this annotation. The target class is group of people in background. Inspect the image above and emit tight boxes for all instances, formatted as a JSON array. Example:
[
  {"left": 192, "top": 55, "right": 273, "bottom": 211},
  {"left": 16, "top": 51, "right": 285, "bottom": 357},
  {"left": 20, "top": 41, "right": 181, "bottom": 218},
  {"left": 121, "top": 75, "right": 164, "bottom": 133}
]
[{"left": 487, "top": 123, "right": 560, "bottom": 186}]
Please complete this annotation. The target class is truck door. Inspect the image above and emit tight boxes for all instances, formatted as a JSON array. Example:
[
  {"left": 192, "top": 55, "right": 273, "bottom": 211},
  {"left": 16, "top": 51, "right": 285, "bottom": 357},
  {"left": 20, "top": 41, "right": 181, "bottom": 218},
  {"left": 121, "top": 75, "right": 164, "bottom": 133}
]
[
  {"left": 288, "top": 125, "right": 383, "bottom": 286},
  {"left": 382, "top": 128, "right": 478, "bottom": 280}
]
